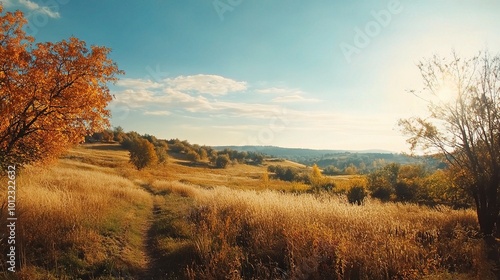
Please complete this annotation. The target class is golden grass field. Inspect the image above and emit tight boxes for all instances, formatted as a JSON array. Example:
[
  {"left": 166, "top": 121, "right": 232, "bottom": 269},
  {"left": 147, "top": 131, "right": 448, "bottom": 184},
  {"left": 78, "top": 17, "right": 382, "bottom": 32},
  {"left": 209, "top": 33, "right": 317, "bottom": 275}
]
[{"left": 0, "top": 143, "right": 497, "bottom": 279}]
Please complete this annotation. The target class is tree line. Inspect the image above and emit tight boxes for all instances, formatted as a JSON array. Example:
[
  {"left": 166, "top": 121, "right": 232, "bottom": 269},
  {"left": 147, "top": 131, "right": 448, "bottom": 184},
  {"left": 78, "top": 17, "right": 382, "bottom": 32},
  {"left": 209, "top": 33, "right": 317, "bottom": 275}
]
[{"left": 86, "top": 127, "right": 267, "bottom": 170}]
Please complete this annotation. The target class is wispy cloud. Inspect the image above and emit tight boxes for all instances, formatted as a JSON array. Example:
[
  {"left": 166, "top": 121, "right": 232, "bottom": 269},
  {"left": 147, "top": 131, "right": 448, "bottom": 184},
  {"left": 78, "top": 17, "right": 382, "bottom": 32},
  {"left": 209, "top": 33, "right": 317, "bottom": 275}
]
[
  {"left": 114, "top": 87, "right": 282, "bottom": 119},
  {"left": 256, "top": 87, "right": 304, "bottom": 95},
  {"left": 18, "top": 0, "right": 60, "bottom": 18},
  {"left": 113, "top": 74, "right": 286, "bottom": 118},
  {"left": 144, "top": 110, "right": 172, "bottom": 116},
  {"left": 0, "top": 0, "right": 14, "bottom": 7},
  {"left": 111, "top": 74, "right": 407, "bottom": 151},
  {"left": 255, "top": 87, "right": 320, "bottom": 103},
  {"left": 165, "top": 74, "right": 247, "bottom": 96},
  {"left": 271, "top": 94, "right": 320, "bottom": 103},
  {"left": 116, "top": 78, "right": 162, "bottom": 90}
]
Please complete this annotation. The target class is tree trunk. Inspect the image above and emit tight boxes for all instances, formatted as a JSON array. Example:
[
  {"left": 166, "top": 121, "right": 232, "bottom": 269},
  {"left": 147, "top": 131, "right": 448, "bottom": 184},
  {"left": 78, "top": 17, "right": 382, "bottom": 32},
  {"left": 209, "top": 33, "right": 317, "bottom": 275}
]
[
  {"left": 495, "top": 214, "right": 500, "bottom": 238},
  {"left": 474, "top": 178, "right": 500, "bottom": 236},
  {"left": 477, "top": 208, "right": 496, "bottom": 235}
]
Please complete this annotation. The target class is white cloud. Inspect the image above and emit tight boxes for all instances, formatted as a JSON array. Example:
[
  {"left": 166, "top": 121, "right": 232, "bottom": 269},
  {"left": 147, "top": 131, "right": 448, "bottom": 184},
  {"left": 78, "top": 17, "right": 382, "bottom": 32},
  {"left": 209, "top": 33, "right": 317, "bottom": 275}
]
[
  {"left": 0, "top": 0, "right": 14, "bottom": 7},
  {"left": 116, "top": 78, "right": 162, "bottom": 89},
  {"left": 144, "top": 110, "right": 172, "bottom": 116},
  {"left": 113, "top": 74, "right": 285, "bottom": 119},
  {"left": 271, "top": 95, "right": 319, "bottom": 103},
  {"left": 256, "top": 87, "right": 319, "bottom": 103},
  {"left": 256, "top": 87, "right": 303, "bottom": 95},
  {"left": 110, "top": 75, "right": 411, "bottom": 151},
  {"left": 165, "top": 74, "right": 247, "bottom": 96},
  {"left": 18, "top": 0, "right": 60, "bottom": 18},
  {"left": 113, "top": 86, "right": 283, "bottom": 119}
]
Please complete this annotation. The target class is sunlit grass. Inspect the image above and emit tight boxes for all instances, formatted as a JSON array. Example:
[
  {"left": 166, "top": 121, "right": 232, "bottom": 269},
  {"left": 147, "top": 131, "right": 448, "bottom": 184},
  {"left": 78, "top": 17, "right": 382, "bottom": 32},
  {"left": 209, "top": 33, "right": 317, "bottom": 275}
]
[
  {"left": 159, "top": 181, "right": 494, "bottom": 280},
  {"left": 0, "top": 145, "right": 153, "bottom": 279},
  {"left": 329, "top": 175, "right": 368, "bottom": 192},
  {"left": 0, "top": 143, "right": 495, "bottom": 279}
]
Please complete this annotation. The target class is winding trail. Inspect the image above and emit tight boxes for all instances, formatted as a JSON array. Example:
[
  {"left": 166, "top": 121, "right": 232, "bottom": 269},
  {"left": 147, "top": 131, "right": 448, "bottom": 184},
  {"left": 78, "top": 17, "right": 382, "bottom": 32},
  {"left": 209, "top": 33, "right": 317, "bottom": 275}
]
[{"left": 141, "top": 198, "right": 169, "bottom": 280}]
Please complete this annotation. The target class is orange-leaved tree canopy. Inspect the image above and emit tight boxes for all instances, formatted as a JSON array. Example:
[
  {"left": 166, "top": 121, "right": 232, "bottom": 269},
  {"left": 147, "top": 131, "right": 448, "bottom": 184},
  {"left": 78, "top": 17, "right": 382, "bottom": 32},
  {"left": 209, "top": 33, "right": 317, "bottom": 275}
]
[{"left": 0, "top": 6, "right": 123, "bottom": 168}]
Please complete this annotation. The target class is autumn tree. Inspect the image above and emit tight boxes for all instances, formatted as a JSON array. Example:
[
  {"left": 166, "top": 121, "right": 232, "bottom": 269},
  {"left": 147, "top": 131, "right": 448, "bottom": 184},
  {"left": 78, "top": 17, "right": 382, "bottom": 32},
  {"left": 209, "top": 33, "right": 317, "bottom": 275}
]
[
  {"left": 368, "top": 163, "right": 399, "bottom": 201},
  {"left": 215, "top": 154, "right": 230, "bottom": 169},
  {"left": 309, "top": 163, "right": 325, "bottom": 191},
  {"left": 113, "top": 126, "right": 126, "bottom": 142},
  {"left": 102, "top": 129, "right": 114, "bottom": 142},
  {"left": 154, "top": 140, "right": 169, "bottom": 164},
  {"left": 344, "top": 163, "right": 358, "bottom": 175},
  {"left": 262, "top": 170, "right": 270, "bottom": 187},
  {"left": 399, "top": 51, "right": 500, "bottom": 236},
  {"left": 129, "top": 138, "right": 158, "bottom": 170},
  {"left": 0, "top": 7, "right": 122, "bottom": 169},
  {"left": 186, "top": 149, "right": 201, "bottom": 162}
]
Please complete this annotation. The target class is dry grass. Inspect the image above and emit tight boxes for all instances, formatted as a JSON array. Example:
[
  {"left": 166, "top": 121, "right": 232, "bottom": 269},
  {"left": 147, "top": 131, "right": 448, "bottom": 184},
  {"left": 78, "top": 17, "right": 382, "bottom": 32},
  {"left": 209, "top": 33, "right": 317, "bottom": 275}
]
[
  {"left": 159, "top": 181, "right": 495, "bottom": 280},
  {"left": 329, "top": 175, "right": 368, "bottom": 193},
  {"left": 0, "top": 143, "right": 495, "bottom": 279},
  {"left": 0, "top": 145, "right": 153, "bottom": 279},
  {"left": 144, "top": 159, "right": 311, "bottom": 192}
]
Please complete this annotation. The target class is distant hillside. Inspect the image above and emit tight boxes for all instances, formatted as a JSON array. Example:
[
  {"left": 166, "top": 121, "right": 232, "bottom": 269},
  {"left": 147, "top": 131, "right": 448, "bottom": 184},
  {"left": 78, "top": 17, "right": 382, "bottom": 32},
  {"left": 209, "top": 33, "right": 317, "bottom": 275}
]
[
  {"left": 215, "top": 146, "right": 393, "bottom": 157},
  {"left": 214, "top": 145, "right": 444, "bottom": 173}
]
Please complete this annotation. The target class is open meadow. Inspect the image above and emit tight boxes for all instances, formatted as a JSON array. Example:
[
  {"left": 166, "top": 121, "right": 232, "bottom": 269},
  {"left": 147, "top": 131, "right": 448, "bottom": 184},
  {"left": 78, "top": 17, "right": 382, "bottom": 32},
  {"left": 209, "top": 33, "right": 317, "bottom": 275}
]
[{"left": 0, "top": 143, "right": 497, "bottom": 279}]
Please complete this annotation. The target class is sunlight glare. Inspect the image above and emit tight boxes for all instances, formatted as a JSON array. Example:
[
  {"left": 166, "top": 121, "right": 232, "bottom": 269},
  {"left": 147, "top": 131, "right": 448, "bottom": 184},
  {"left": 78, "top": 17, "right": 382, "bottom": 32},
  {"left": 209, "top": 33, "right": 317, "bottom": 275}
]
[{"left": 435, "top": 77, "right": 457, "bottom": 104}]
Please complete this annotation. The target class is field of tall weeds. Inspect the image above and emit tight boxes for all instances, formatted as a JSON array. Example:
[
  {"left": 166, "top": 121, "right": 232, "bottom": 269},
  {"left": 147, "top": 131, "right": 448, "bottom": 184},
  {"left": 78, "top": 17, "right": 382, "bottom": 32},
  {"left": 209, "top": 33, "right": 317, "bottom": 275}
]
[
  {"left": 157, "top": 180, "right": 495, "bottom": 280},
  {"left": 0, "top": 161, "right": 152, "bottom": 279},
  {"left": 0, "top": 143, "right": 496, "bottom": 279}
]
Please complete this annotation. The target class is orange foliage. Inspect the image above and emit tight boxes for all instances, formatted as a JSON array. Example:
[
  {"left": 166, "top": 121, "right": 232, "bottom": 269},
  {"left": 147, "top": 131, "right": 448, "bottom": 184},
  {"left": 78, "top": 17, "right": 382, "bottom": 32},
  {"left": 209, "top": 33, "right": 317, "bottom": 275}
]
[{"left": 0, "top": 7, "right": 123, "bottom": 167}]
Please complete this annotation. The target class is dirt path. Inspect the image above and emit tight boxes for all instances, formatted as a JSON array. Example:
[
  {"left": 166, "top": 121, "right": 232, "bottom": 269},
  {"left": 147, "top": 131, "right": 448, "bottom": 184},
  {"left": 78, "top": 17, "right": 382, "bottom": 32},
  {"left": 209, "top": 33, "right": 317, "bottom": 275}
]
[
  {"left": 138, "top": 184, "right": 196, "bottom": 280},
  {"left": 141, "top": 198, "right": 170, "bottom": 280}
]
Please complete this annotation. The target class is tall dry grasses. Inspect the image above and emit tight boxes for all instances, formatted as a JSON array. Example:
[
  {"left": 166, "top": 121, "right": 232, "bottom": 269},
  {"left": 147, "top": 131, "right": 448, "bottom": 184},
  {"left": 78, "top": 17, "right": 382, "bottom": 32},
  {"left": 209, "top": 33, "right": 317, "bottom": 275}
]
[
  {"left": 157, "top": 180, "right": 495, "bottom": 280},
  {"left": 0, "top": 164, "right": 152, "bottom": 279}
]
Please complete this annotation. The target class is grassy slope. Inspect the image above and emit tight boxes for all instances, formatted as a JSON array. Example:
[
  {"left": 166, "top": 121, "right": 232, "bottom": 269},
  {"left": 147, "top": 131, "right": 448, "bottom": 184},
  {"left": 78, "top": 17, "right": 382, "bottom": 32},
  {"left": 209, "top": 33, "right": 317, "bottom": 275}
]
[
  {"left": 0, "top": 143, "right": 497, "bottom": 279},
  {"left": 0, "top": 143, "right": 306, "bottom": 279},
  {"left": 0, "top": 144, "right": 154, "bottom": 279}
]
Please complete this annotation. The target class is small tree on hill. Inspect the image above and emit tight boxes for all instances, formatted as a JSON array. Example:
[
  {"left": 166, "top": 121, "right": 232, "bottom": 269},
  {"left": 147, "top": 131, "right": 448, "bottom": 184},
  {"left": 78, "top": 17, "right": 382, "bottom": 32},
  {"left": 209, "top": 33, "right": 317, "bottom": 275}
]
[
  {"left": 311, "top": 164, "right": 322, "bottom": 179},
  {"left": 310, "top": 164, "right": 325, "bottom": 191},
  {"left": 344, "top": 164, "right": 359, "bottom": 175},
  {"left": 187, "top": 149, "right": 201, "bottom": 162},
  {"left": 129, "top": 138, "right": 158, "bottom": 170},
  {"left": 154, "top": 142, "right": 169, "bottom": 164},
  {"left": 368, "top": 163, "right": 400, "bottom": 201},
  {"left": 262, "top": 170, "right": 270, "bottom": 187},
  {"left": 102, "top": 129, "right": 114, "bottom": 142},
  {"left": 215, "top": 154, "right": 230, "bottom": 169},
  {"left": 113, "top": 126, "right": 126, "bottom": 142}
]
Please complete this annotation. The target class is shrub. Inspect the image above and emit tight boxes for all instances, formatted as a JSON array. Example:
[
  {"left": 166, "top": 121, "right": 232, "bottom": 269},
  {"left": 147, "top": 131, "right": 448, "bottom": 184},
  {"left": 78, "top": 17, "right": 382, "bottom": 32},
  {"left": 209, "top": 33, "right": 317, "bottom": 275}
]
[
  {"left": 395, "top": 181, "right": 417, "bottom": 202},
  {"left": 155, "top": 145, "right": 169, "bottom": 164},
  {"left": 371, "top": 186, "right": 392, "bottom": 202},
  {"left": 129, "top": 138, "right": 158, "bottom": 170},
  {"left": 270, "top": 165, "right": 299, "bottom": 182},
  {"left": 215, "top": 154, "right": 230, "bottom": 168},
  {"left": 186, "top": 150, "right": 201, "bottom": 162},
  {"left": 347, "top": 185, "right": 367, "bottom": 205}
]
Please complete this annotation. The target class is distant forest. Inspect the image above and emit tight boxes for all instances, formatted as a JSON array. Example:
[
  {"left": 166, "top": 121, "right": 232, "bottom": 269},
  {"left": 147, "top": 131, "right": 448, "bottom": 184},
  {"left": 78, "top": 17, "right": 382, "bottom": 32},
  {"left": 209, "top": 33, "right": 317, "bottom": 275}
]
[{"left": 215, "top": 146, "right": 446, "bottom": 174}]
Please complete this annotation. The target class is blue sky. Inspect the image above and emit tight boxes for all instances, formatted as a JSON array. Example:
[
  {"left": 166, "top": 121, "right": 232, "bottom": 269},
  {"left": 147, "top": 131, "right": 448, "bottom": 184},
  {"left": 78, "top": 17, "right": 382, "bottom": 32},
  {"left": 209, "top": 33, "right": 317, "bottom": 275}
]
[{"left": 2, "top": 0, "right": 500, "bottom": 152}]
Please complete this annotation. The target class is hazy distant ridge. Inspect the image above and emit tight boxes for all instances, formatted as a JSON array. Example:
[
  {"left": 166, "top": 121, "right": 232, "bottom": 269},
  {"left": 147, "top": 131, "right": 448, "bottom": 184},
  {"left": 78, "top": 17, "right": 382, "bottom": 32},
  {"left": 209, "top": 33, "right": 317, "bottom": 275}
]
[
  {"left": 214, "top": 145, "right": 440, "bottom": 171},
  {"left": 214, "top": 145, "right": 394, "bottom": 157}
]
